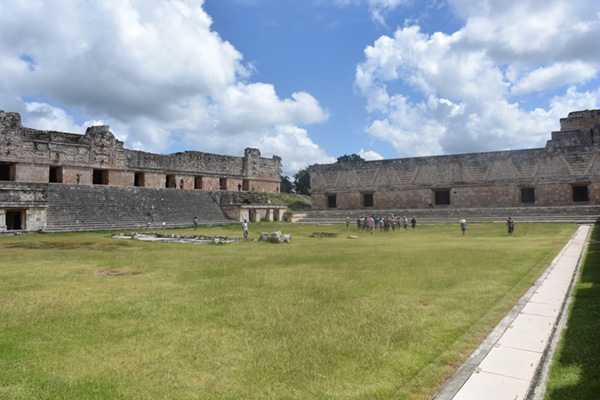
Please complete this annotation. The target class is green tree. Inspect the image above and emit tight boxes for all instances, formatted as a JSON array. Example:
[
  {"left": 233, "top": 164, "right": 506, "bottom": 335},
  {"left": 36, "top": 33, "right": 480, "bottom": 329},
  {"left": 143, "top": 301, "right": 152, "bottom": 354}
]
[
  {"left": 336, "top": 154, "right": 365, "bottom": 163},
  {"left": 293, "top": 168, "right": 311, "bottom": 196},
  {"left": 280, "top": 175, "right": 293, "bottom": 193}
]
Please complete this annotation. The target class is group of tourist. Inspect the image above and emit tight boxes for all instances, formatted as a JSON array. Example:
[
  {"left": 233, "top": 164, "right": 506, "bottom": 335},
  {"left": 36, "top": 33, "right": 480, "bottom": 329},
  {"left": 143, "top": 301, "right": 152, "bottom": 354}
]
[
  {"left": 346, "top": 215, "right": 516, "bottom": 236},
  {"left": 350, "top": 215, "right": 417, "bottom": 234}
]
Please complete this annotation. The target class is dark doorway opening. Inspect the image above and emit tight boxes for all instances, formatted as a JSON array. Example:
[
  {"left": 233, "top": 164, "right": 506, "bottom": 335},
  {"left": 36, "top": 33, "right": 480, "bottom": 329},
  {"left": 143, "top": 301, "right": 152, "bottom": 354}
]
[
  {"left": 134, "top": 172, "right": 145, "bottom": 187},
  {"left": 195, "top": 176, "right": 203, "bottom": 189},
  {"left": 573, "top": 186, "right": 589, "bottom": 202},
  {"left": 93, "top": 169, "right": 109, "bottom": 185},
  {"left": 328, "top": 195, "right": 337, "bottom": 208},
  {"left": 49, "top": 166, "right": 63, "bottom": 183},
  {"left": 0, "top": 163, "right": 15, "bottom": 181},
  {"left": 521, "top": 188, "right": 535, "bottom": 203},
  {"left": 166, "top": 175, "right": 176, "bottom": 188},
  {"left": 434, "top": 190, "right": 451, "bottom": 205},
  {"left": 363, "top": 193, "right": 374, "bottom": 207},
  {"left": 220, "top": 178, "right": 228, "bottom": 191},
  {"left": 6, "top": 210, "right": 23, "bottom": 230}
]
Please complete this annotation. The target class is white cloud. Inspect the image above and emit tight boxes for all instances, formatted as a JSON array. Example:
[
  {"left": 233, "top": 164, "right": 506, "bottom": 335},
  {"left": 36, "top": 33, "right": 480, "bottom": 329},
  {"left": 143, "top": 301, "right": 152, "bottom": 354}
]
[
  {"left": 367, "top": 0, "right": 412, "bottom": 26},
  {"left": 23, "top": 102, "right": 86, "bottom": 134},
  {"left": 216, "top": 83, "right": 329, "bottom": 133},
  {"left": 258, "top": 125, "right": 336, "bottom": 175},
  {"left": 511, "top": 62, "right": 597, "bottom": 95},
  {"left": 0, "top": 0, "right": 331, "bottom": 174},
  {"left": 359, "top": 148, "right": 384, "bottom": 160},
  {"left": 355, "top": 0, "right": 600, "bottom": 158}
]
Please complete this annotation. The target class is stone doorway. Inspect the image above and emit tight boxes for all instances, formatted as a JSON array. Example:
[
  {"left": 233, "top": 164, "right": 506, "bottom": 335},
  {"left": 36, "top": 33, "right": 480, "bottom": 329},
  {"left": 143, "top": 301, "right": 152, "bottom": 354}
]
[
  {"left": 6, "top": 210, "right": 23, "bottom": 230},
  {"left": 0, "top": 162, "right": 15, "bottom": 181}
]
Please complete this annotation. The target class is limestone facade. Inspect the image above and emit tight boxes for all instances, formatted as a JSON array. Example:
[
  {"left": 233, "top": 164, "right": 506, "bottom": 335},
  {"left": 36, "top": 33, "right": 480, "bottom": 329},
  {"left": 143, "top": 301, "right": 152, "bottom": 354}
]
[
  {"left": 0, "top": 110, "right": 281, "bottom": 232},
  {"left": 309, "top": 110, "right": 600, "bottom": 210},
  {"left": 0, "top": 111, "right": 281, "bottom": 192}
]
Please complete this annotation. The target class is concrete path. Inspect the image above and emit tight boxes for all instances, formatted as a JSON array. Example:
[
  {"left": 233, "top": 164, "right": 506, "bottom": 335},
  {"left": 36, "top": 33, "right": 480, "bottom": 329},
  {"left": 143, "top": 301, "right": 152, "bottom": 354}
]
[{"left": 434, "top": 225, "right": 591, "bottom": 400}]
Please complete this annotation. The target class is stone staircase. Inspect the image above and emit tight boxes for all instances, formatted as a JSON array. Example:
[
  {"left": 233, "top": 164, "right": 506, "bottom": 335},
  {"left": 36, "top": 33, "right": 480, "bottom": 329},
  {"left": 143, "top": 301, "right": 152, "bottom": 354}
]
[
  {"left": 299, "top": 205, "right": 600, "bottom": 225},
  {"left": 45, "top": 185, "right": 232, "bottom": 232}
]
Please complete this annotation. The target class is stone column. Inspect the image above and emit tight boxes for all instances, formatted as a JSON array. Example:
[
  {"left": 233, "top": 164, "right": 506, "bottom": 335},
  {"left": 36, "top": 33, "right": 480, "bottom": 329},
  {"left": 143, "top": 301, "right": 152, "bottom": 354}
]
[
  {"left": 265, "top": 209, "right": 274, "bottom": 222},
  {"left": 275, "top": 209, "right": 285, "bottom": 221},
  {"left": 0, "top": 209, "right": 6, "bottom": 232},
  {"left": 250, "top": 209, "right": 261, "bottom": 223}
]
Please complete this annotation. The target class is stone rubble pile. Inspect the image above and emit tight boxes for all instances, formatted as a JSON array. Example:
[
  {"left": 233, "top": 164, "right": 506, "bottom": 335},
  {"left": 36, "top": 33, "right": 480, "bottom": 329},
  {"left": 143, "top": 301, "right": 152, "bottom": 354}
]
[{"left": 258, "top": 231, "right": 292, "bottom": 243}]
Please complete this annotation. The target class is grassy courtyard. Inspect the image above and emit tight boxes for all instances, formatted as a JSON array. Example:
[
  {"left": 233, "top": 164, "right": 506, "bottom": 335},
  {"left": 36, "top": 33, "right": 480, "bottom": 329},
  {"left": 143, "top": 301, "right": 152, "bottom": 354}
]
[{"left": 0, "top": 222, "right": 578, "bottom": 399}]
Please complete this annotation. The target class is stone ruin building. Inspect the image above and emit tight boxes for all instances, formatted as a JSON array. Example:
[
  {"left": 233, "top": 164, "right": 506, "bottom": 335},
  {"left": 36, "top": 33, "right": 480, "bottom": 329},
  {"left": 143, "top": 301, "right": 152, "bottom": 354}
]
[
  {"left": 308, "top": 110, "right": 600, "bottom": 217},
  {"left": 0, "top": 110, "right": 285, "bottom": 232}
]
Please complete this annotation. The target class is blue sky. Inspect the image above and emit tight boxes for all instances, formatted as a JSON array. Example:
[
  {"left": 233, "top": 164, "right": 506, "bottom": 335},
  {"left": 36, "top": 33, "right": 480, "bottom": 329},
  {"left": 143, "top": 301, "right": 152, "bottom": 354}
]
[{"left": 1, "top": 0, "right": 599, "bottom": 176}]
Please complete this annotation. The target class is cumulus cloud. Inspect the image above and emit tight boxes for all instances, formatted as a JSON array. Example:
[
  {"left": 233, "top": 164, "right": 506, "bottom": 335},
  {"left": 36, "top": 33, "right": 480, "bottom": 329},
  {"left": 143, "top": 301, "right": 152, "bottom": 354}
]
[
  {"left": 355, "top": 0, "right": 600, "bottom": 157},
  {"left": 511, "top": 62, "right": 597, "bottom": 95},
  {"left": 359, "top": 148, "right": 384, "bottom": 160},
  {"left": 0, "top": 0, "right": 330, "bottom": 176}
]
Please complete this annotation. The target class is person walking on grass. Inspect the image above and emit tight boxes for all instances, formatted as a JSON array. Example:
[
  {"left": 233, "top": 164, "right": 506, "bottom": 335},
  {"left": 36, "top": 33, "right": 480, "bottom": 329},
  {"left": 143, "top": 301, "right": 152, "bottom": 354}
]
[
  {"left": 368, "top": 216, "right": 375, "bottom": 234},
  {"left": 242, "top": 219, "right": 248, "bottom": 238},
  {"left": 411, "top": 217, "right": 416, "bottom": 231},
  {"left": 507, "top": 216, "right": 514, "bottom": 235},
  {"left": 346, "top": 217, "right": 350, "bottom": 231},
  {"left": 193, "top": 216, "right": 198, "bottom": 230},
  {"left": 460, "top": 219, "right": 467, "bottom": 236}
]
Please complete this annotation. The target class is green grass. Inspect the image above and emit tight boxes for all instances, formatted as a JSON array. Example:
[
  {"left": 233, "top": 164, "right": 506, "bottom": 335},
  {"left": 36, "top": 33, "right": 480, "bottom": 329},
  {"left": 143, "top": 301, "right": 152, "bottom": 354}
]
[
  {"left": 544, "top": 224, "right": 600, "bottom": 399},
  {"left": 0, "top": 222, "right": 577, "bottom": 399}
]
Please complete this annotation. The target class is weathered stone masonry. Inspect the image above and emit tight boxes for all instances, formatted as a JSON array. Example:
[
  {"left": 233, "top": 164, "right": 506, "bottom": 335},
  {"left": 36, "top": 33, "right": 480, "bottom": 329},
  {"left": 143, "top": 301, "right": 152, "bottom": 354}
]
[
  {"left": 0, "top": 110, "right": 282, "bottom": 231},
  {"left": 309, "top": 110, "right": 600, "bottom": 210}
]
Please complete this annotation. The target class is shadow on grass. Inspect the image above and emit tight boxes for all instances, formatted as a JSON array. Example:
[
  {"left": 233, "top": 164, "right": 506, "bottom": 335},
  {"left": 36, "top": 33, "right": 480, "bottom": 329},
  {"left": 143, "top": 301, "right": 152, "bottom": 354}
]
[{"left": 544, "top": 225, "right": 600, "bottom": 399}]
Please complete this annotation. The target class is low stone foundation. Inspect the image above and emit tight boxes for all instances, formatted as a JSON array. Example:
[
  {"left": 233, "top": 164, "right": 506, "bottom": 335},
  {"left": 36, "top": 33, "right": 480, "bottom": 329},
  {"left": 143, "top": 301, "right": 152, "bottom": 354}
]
[{"left": 113, "top": 232, "right": 246, "bottom": 244}]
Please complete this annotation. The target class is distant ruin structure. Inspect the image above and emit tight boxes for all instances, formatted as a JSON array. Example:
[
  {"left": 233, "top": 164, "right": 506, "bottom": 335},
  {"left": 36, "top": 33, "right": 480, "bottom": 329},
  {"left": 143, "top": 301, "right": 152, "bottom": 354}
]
[
  {"left": 0, "top": 110, "right": 283, "bottom": 232},
  {"left": 309, "top": 110, "right": 600, "bottom": 210}
]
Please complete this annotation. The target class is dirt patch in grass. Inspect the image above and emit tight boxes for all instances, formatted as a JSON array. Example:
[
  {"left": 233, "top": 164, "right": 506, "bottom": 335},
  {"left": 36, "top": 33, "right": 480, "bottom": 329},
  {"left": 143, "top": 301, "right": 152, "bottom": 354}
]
[
  {"left": 86, "top": 269, "right": 143, "bottom": 277},
  {"left": 5, "top": 242, "right": 96, "bottom": 250}
]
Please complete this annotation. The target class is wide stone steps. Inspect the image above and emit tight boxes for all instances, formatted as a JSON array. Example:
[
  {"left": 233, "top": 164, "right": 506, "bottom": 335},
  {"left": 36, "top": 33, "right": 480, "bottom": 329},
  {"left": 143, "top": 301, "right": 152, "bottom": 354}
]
[
  {"left": 299, "top": 205, "right": 600, "bottom": 225},
  {"left": 45, "top": 185, "right": 232, "bottom": 232}
]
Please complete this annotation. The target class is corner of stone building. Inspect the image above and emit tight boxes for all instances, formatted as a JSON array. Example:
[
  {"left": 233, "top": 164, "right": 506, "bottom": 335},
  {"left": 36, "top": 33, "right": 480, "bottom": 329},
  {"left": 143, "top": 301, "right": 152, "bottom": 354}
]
[{"left": 0, "top": 110, "right": 23, "bottom": 131}]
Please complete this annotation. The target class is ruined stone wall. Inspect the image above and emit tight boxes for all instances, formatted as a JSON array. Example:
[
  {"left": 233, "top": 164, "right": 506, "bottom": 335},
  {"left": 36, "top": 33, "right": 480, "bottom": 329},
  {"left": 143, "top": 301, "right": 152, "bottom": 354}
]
[
  {"left": 560, "top": 109, "right": 600, "bottom": 131},
  {"left": 0, "top": 110, "right": 281, "bottom": 192},
  {"left": 309, "top": 110, "right": 600, "bottom": 210}
]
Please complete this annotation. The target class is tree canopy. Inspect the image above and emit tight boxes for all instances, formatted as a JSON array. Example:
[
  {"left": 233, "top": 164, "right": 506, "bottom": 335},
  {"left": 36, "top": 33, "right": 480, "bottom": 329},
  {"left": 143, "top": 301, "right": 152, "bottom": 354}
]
[
  {"left": 336, "top": 154, "right": 365, "bottom": 163},
  {"left": 293, "top": 168, "right": 311, "bottom": 196},
  {"left": 280, "top": 176, "right": 293, "bottom": 193}
]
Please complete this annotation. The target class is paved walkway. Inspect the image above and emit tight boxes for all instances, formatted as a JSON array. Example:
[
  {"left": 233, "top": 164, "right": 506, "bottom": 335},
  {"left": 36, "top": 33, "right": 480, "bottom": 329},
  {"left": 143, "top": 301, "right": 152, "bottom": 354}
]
[{"left": 434, "top": 225, "right": 591, "bottom": 400}]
